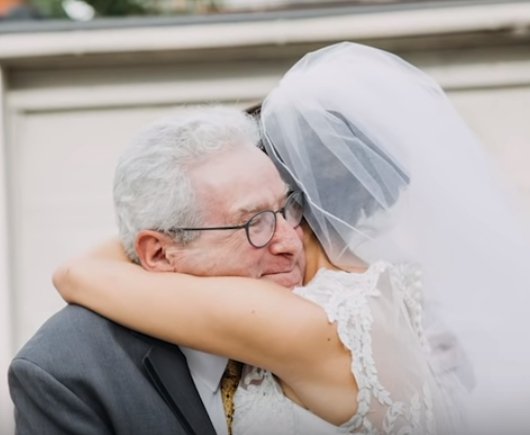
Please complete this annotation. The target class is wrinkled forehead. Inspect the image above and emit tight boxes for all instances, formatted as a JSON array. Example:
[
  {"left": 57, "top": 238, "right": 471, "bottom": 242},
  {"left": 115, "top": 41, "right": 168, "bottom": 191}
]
[{"left": 190, "top": 144, "right": 289, "bottom": 219}]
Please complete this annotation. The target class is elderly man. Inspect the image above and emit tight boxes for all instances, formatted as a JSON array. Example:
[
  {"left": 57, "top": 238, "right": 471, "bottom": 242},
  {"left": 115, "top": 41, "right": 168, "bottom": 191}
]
[{"left": 8, "top": 106, "right": 305, "bottom": 435}]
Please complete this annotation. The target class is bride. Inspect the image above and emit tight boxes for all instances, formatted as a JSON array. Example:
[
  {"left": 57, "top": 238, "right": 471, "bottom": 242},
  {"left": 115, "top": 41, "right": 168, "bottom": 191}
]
[{"left": 54, "top": 43, "right": 530, "bottom": 434}]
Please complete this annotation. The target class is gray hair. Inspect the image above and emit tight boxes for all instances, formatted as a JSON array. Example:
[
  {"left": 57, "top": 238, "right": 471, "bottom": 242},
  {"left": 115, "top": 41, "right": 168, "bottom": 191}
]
[{"left": 114, "top": 106, "right": 260, "bottom": 263}]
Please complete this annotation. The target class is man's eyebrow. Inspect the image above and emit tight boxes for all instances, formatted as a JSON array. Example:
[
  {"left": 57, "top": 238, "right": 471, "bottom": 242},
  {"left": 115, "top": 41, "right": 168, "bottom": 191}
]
[
  {"left": 235, "top": 201, "right": 272, "bottom": 218},
  {"left": 234, "top": 185, "right": 291, "bottom": 219}
]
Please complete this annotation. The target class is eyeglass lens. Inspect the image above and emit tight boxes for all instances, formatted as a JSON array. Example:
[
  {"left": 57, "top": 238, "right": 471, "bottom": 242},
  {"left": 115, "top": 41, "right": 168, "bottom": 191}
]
[{"left": 247, "top": 192, "right": 304, "bottom": 248}]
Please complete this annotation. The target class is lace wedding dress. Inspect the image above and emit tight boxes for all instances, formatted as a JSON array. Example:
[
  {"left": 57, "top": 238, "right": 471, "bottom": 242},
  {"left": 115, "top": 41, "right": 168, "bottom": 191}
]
[{"left": 232, "top": 262, "right": 465, "bottom": 435}]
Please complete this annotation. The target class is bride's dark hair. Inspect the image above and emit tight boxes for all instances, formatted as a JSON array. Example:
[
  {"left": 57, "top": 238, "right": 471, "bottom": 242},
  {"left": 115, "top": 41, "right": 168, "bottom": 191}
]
[{"left": 262, "top": 105, "right": 410, "bottom": 267}]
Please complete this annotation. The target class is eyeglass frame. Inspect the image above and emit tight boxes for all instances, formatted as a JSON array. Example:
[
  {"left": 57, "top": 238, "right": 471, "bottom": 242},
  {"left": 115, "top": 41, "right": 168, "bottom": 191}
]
[{"left": 164, "top": 191, "right": 305, "bottom": 248}]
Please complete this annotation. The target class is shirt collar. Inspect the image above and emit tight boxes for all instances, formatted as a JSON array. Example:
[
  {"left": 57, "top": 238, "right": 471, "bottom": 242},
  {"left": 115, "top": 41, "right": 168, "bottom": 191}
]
[{"left": 180, "top": 347, "right": 228, "bottom": 392}]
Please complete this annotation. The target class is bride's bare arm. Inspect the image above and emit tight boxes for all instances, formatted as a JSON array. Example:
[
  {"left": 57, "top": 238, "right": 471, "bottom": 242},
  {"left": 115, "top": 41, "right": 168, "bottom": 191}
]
[{"left": 54, "top": 239, "right": 357, "bottom": 424}]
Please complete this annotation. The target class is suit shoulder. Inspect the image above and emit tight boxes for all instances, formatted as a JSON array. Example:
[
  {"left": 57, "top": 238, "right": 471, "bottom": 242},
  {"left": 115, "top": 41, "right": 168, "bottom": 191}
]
[
  {"left": 34, "top": 304, "right": 116, "bottom": 337},
  {"left": 12, "top": 305, "right": 132, "bottom": 364}
]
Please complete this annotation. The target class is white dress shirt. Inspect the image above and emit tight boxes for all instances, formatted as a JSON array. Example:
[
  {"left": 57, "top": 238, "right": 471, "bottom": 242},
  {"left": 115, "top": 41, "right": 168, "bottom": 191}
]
[{"left": 180, "top": 347, "right": 228, "bottom": 435}]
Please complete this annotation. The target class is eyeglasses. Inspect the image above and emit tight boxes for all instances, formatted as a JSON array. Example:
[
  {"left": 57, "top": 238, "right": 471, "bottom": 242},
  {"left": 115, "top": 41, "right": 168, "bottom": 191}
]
[{"left": 167, "top": 191, "right": 304, "bottom": 248}]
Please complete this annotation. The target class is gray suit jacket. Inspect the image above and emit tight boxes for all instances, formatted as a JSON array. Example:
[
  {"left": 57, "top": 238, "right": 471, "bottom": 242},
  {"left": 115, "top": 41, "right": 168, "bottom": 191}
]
[{"left": 8, "top": 305, "right": 217, "bottom": 435}]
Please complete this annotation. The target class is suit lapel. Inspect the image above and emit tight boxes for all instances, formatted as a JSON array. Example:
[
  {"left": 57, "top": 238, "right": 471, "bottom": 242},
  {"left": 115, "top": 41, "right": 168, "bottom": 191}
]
[{"left": 143, "top": 344, "right": 217, "bottom": 435}]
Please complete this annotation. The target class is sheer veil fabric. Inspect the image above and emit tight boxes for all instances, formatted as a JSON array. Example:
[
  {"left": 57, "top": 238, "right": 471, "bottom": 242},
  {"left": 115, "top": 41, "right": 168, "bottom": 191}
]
[{"left": 261, "top": 42, "right": 530, "bottom": 433}]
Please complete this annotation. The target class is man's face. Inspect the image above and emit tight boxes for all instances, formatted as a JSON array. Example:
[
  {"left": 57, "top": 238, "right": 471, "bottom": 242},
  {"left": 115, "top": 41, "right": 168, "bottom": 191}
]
[{"left": 167, "top": 145, "right": 306, "bottom": 289}]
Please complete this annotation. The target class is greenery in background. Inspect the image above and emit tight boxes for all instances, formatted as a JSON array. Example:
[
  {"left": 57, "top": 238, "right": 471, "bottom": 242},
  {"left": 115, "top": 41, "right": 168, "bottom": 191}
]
[
  {"left": 30, "top": 0, "right": 65, "bottom": 17},
  {"left": 30, "top": 0, "right": 155, "bottom": 18},
  {"left": 85, "top": 0, "right": 152, "bottom": 15}
]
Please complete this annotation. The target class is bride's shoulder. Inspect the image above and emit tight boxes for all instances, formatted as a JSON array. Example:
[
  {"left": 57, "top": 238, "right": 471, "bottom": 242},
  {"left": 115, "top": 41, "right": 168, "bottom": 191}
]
[
  {"left": 299, "top": 261, "right": 422, "bottom": 297},
  {"left": 364, "top": 261, "right": 423, "bottom": 302},
  {"left": 384, "top": 262, "right": 423, "bottom": 297},
  {"left": 310, "top": 260, "right": 420, "bottom": 281}
]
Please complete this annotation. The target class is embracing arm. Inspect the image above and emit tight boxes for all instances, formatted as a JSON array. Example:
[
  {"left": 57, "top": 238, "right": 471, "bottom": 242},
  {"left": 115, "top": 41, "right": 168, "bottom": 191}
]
[{"left": 54, "top": 239, "right": 357, "bottom": 424}]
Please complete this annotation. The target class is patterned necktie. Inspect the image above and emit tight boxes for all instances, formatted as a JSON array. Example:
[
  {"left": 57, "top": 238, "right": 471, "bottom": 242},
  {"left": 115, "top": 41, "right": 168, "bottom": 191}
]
[{"left": 220, "top": 360, "right": 243, "bottom": 435}]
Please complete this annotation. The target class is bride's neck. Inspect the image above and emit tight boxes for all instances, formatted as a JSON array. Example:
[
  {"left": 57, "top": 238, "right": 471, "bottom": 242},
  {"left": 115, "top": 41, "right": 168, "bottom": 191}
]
[
  {"left": 303, "top": 229, "right": 338, "bottom": 284},
  {"left": 302, "top": 226, "right": 369, "bottom": 284}
]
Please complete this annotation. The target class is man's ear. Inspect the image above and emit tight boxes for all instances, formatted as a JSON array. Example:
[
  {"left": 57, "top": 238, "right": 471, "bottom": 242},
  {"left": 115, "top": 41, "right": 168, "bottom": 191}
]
[{"left": 135, "top": 230, "right": 179, "bottom": 272}]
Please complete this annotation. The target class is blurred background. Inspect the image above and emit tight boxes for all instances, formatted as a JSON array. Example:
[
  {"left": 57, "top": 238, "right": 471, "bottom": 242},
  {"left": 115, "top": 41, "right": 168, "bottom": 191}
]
[{"left": 1, "top": 0, "right": 530, "bottom": 432}]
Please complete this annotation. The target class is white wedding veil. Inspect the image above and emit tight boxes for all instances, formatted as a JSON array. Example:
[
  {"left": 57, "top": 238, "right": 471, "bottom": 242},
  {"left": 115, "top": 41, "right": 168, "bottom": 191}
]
[{"left": 261, "top": 42, "right": 530, "bottom": 432}]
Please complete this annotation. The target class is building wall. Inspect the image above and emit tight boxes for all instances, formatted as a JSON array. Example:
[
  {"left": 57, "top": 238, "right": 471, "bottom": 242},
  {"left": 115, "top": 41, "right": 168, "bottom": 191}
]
[{"left": 1, "top": 2, "right": 529, "bottom": 433}]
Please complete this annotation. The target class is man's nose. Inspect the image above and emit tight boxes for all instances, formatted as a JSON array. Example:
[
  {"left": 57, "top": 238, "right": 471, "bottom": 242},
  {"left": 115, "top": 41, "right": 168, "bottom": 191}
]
[{"left": 268, "top": 213, "right": 302, "bottom": 255}]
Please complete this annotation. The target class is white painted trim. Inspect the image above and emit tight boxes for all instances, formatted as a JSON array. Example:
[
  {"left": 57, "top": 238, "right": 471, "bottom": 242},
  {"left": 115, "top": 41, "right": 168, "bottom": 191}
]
[
  {"left": 8, "top": 74, "right": 278, "bottom": 112},
  {"left": 7, "top": 55, "right": 530, "bottom": 114},
  {"left": 423, "top": 57, "right": 530, "bottom": 90},
  {"left": 1, "top": 2, "right": 530, "bottom": 60},
  {"left": 0, "top": 66, "right": 14, "bottom": 435}
]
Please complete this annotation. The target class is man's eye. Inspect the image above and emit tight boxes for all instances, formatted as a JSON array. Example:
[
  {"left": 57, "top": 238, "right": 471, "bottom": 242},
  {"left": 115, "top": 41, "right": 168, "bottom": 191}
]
[{"left": 248, "top": 215, "right": 264, "bottom": 227}]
